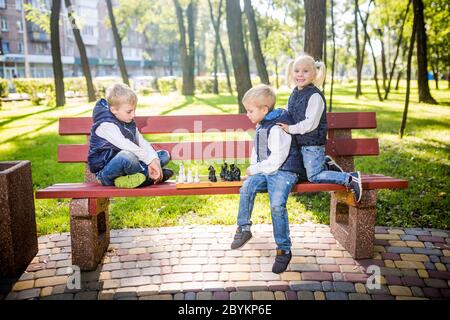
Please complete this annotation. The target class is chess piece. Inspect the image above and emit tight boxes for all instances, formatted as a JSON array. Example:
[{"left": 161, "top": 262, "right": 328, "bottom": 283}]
[
  {"left": 224, "top": 167, "right": 233, "bottom": 181},
  {"left": 220, "top": 162, "right": 228, "bottom": 181},
  {"left": 187, "top": 168, "right": 193, "bottom": 183},
  {"left": 234, "top": 166, "right": 241, "bottom": 181},
  {"left": 194, "top": 168, "right": 200, "bottom": 183},
  {"left": 230, "top": 164, "right": 241, "bottom": 181},
  {"left": 178, "top": 163, "right": 185, "bottom": 183},
  {"left": 208, "top": 165, "right": 217, "bottom": 182}
]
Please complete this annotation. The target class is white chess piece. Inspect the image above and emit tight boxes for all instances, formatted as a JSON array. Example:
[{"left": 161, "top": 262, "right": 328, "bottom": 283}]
[
  {"left": 194, "top": 168, "right": 200, "bottom": 183},
  {"left": 187, "top": 169, "right": 193, "bottom": 183},
  {"left": 178, "top": 163, "right": 185, "bottom": 183}
]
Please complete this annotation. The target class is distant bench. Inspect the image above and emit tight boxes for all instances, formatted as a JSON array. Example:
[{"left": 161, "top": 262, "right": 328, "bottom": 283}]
[{"left": 35, "top": 112, "right": 408, "bottom": 270}]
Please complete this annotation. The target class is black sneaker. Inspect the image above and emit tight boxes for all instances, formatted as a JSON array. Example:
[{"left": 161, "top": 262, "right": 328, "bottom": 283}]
[
  {"left": 230, "top": 227, "right": 252, "bottom": 250},
  {"left": 349, "top": 171, "right": 363, "bottom": 203},
  {"left": 272, "top": 249, "right": 292, "bottom": 274},
  {"left": 162, "top": 168, "right": 174, "bottom": 182},
  {"left": 325, "top": 155, "right": 344, "bottom": 172}
]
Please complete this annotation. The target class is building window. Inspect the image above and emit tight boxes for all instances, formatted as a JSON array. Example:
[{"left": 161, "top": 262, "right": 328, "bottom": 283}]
[
  {"left": 15, "top": 0, "right": 22, "bottom": 10},
  {"left": 82, "top": 25, "right": 94, "bottom": 37},
  {"left": 1, "top": 17, "right": 8, "bottom": 31},
  {"left": 17, "top": 20, "right": 23, "bottom": 32},
  {"left": 0, "top": 0, "right": 6, "bottom": 9},
  {"left": 2, "top": 41, "right": 10, "bottom": 54},
  {"left": 18, "top": 42, "right": 24, "bottom": 54}
]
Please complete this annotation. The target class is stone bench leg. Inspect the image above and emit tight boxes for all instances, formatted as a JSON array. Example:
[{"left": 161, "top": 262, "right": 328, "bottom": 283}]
[
  {"left": 329, "top": 190, "right": 377, "bottom": 259},
  {"left": 69, "top": 198, "right": 110, "bottom": 271}
]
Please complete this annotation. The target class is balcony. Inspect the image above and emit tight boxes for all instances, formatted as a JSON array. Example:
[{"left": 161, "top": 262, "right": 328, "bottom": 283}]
[{"left": 29, "top": 31, "right": 49, "bottom": 42}]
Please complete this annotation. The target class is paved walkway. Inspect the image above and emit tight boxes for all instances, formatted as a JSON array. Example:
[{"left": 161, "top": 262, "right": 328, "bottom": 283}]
[{"left": 1, "top": 223, "right": 450, "bottom": 300}]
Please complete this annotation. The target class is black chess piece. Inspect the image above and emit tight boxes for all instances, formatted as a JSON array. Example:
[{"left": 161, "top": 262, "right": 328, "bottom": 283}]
[
  {"left": 229, "top": 164, "right": 237, "bottom": 181},
  {"left": 233, "top": 166, "right": 241, "bottom": 181},
  {"left": 225, "top": 170, "right": 233, "bottom": 181},
  {"left": 220, "top": 162, "right": 228, "bottom": 181},
  {"left": 208, "top": 165, "right": 217, "bottom": 182}
]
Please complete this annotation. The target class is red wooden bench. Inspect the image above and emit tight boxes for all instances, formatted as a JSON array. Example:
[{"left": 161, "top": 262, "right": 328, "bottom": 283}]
[{"left": 35, "top": 112, "right": 408, "bottom": 270}]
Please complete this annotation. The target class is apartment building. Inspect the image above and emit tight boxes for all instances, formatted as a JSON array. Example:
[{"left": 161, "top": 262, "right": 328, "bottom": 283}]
[{"left": 0, "top": 0, "right": 174, "bottom": 79}]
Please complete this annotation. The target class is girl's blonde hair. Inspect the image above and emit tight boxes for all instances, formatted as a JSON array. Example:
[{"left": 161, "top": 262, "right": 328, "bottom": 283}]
[{"left": 286, "top": 53, "right": 326, "bottom": 88}]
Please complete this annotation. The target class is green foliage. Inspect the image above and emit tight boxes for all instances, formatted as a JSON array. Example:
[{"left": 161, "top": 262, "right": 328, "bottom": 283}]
[
  {"left": 0, "top": 79, "right": 9, "bottom": 98},
  {"left": 12, "top": 78, "right": 55, "bottom": 106},
  {"left": 93, "top": 77, "right": 122, "bottom": 98},
  {"left": 64, "top": 77, "right": 88, "bottom": 97},
  {"left": 157, "top": 77, "right": 178, "bottom": 95},
  {"left": 195, "top": 76, "right": 214, "bottom": 94},
  {"left": 425, "top": 0, "right": 450, "bottom": 79},
  {"left": 24, "top": 1, "right": 50, "bottom": 34}
]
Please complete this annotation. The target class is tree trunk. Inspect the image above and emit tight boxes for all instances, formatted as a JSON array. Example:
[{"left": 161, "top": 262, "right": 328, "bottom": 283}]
[
  {"left": 207, "top": 0, "right": 233, "bottom": 94},
  {"left": 400, "top": 11, "right": 417, "bottom": 138},
  {"left": 357, "top": 6, "right": 383, "bottom": 101},
  {"left": 329, "top": 0, "right": 336, "bottom": 112},
  {"left": 385, "top": 0, "right": 411, "bottom": 99},
  {"left": 173, "top": 0, "right": 196, "bottom": 96},
  {"left": 65, "top": 0, "right": 95, "bottom": 102},
  {"left": 354, "top": 0, "right": 362, "bottom": 97},
  {"left": 244, "top": 0, "right": 269, "bottom": 85},
  {"left": 379, "top": 30, "right": 388, "bottom": 93},
  {"left": 106, "top": 0, "right": 129, "bottom": 86},
  {"left": 413, "top": 0, "right": 437, "bottom": 104},
  {"left": 226, "top": 0, "right": 252, "bottom": 113},
  {"left": 395, "top": 70, "right": 403, "bottom": 90},
  {"left": 304, "top": 0, "right": 326, "bottom": 61},
  {"left": 51, "top": 0, "right": 65, "bottom": 107},
  {"left": 213, "top": 40, "right": 219, "bottom": 94}
]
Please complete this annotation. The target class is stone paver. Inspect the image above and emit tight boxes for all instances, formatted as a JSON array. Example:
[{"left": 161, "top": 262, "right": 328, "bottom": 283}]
[{"left": 1, "top": 224, "right": 448, "bottom": 301}]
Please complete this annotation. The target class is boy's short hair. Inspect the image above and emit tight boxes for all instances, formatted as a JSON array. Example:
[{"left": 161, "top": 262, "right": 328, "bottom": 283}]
[
  {"left": 242, "top": 84, "right": 276, "bottom": 111},
  {"left": 105, "top": 83, "right": 138, "bottom": 109}
]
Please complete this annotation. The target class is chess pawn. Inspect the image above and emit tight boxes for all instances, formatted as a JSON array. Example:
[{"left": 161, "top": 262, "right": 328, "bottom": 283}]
[
  {"left": 208, "top": 165, "right": 217, "bottom": 182},
  {"left": 187, "top": 169, "right": 193, "bottom": 183},
  {"left": 194, "top": 168, "right": 200, "bottom": 183},
  {"left": 230, "top": 164, "right": 236, "bottom": 181},
  {"left": 220, "top": 162, "right": 228, "bottom": 181},
  {"left": 177, "top": 173, "right": 184, "bottom": 183}
]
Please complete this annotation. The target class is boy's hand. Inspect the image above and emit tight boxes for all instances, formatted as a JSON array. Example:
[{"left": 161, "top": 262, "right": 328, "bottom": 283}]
[
  {"left": 276, "top": 123, "right": 289, "bottom": 133},
  {"left": 148, "top": 159, "right": 163, "bottom": 183},
  {"left": 246, "top": 168, "right": 253, "bottom": 176}
]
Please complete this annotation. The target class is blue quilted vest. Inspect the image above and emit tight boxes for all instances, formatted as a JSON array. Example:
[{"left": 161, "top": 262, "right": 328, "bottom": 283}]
[
  {"left": 287, "top": 84, "right": 327, "bottom": 146},
  {"left": 87, "top": 98, "right": 139, "bottom": 173},
  {"left": 256, "top": 108, "right": 307, "bottom": 180}
]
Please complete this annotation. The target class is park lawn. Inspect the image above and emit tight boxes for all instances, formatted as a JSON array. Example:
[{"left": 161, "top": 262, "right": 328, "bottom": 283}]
[{"left": 0, "top": 81, "right": 449, "bottom": 235}]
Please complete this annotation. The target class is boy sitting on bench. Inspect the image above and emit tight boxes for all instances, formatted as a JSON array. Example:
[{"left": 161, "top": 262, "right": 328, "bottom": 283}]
[{"left": 88, "top": 83, "right": 173, "bottom": 188}]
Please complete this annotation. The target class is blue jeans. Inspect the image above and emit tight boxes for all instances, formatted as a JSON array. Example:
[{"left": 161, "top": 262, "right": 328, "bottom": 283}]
[
  {"left": 302, "top": 146, "right": 350, "bottom": 186},
  {"left": 96, "top": 150, "right": 171, "bottom": 186},
  {"left": 237, "top": 170, "right": 298, "bottom": 252}
]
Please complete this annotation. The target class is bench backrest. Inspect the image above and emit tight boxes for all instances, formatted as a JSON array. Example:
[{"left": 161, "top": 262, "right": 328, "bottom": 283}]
[{"left": 58, "top": 112, "right": 378, "bottom": 181}]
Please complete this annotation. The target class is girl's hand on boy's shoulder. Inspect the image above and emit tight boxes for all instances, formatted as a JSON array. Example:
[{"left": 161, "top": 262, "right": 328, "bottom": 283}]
[{"left": 276, "top": 123, "right": 289, "bottom": 133}]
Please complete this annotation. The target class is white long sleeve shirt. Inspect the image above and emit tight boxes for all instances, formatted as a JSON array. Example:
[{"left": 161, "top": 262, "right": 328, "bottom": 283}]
[
  {"left": 247, "top": 125, "right": 292, "bottom": 175},
  {"left": 95, "top": 122, "right": 159, "bottom": 165},
  {"left": 287, "top": 93, "right": 325, "bottom": 134}
]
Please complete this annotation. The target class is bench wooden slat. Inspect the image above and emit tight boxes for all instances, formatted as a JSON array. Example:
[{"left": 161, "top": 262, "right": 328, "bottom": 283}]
[
  {"left": 57, "top": 138, "right": 379, "bottom": 162},
  {"left": 59, "top": 112, "right": 377, "bottom": 135},
  {"left": 34, "top": 174, "right": 408, "bottom": 199}
]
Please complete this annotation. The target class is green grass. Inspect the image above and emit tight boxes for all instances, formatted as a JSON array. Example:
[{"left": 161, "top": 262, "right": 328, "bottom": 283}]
[{"left": 1, "top": 81, "right": 449, "bottom": 235}]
